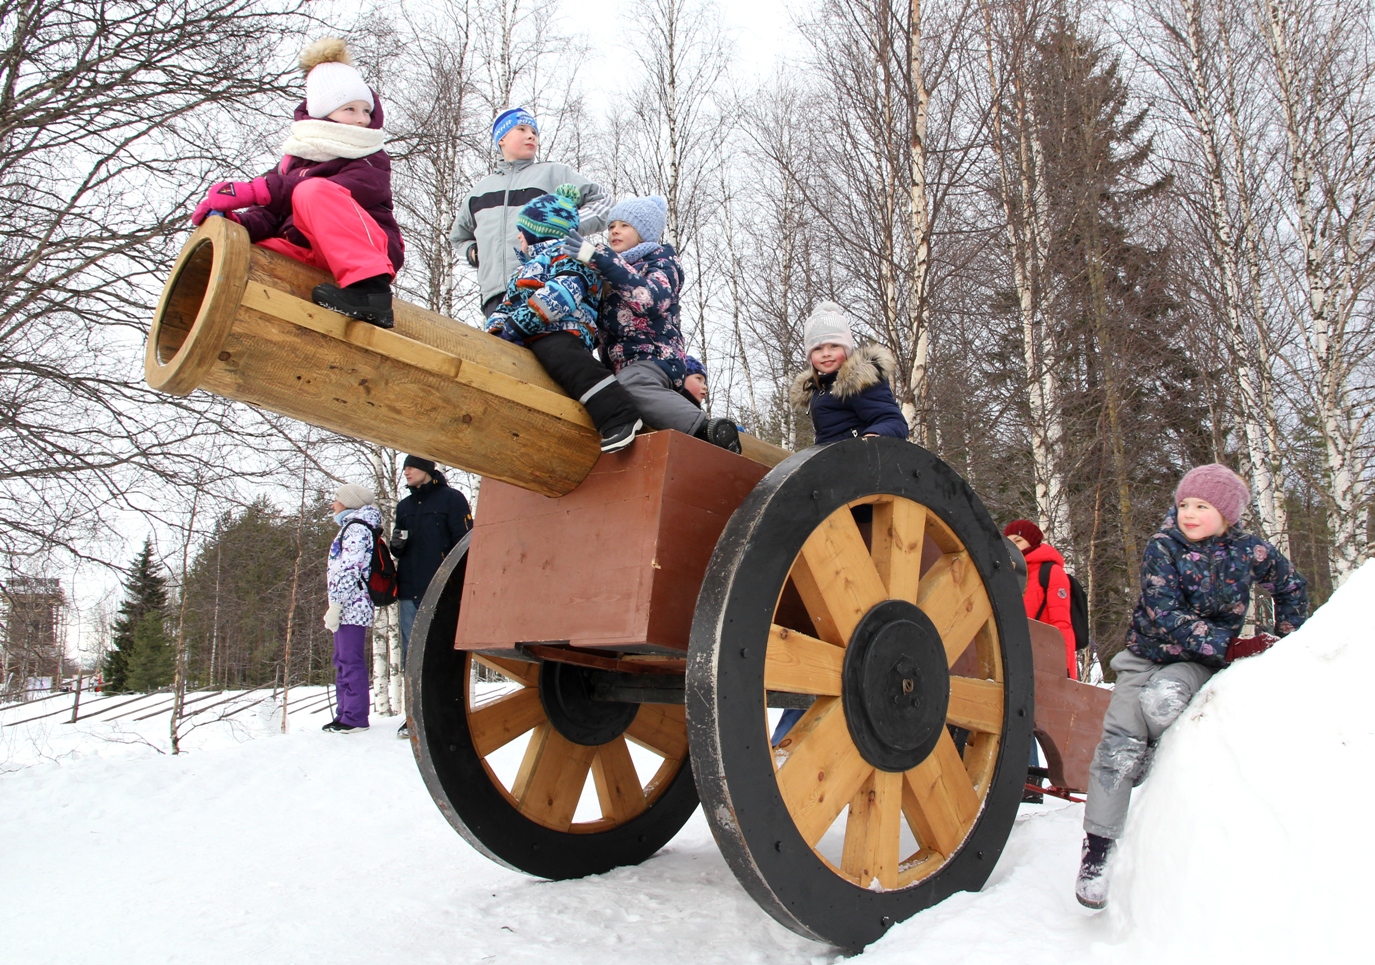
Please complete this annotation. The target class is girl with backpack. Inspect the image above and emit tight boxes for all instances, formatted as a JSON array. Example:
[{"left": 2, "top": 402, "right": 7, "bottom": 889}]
[
  {"left": 323, "top": 484, "right": 382, "bottom": 733},
  {"left": 1004, "top": 519, "right": 1078, "bottom": 679}
]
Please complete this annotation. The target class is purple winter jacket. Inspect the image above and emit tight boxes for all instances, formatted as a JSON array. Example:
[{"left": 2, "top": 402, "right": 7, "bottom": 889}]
[{"left": 234, "top": 95, "right": 404, "bottom": 271}]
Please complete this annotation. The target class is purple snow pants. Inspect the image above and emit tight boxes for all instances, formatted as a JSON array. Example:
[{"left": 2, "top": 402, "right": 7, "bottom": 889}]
[{"left": 333, "top": 624, "right": 371, "bottom": 727}]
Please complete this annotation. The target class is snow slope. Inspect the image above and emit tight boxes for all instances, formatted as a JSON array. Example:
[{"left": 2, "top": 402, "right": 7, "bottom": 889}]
[{"left": 4, "top": 566, "right": 1370, "bottom": 963}]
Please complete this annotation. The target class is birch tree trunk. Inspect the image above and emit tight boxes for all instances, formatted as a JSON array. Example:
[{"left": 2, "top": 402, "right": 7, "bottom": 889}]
[{"left": 904, "top": 0, "right": 932, "bottom": 442}]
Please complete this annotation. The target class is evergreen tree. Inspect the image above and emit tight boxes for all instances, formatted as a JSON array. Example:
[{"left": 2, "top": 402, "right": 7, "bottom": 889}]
[
  {"left": 125, "top": 610, "right": 174, "bottom": 692},
  {"left": 102, "top": 539, "right": 170, "bottom": 692}
]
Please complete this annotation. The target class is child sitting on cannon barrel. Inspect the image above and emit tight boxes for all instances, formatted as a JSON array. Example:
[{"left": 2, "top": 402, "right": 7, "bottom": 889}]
[
  {"left": 190, "top": 38, "right": 403, "bottom": 329},
  {"left": 1074, "top": 464, "right": 1308, "bottom": 910},
  {"left": 486, "top": 184, "right": 643, "bottom": 452},
  {"left": 562, "top": 196, "right": 741, "bottom": 453}
]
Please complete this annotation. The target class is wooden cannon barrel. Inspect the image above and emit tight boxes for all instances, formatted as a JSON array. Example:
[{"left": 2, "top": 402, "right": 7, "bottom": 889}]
[{"left": 147, "top": 217, "right": 606, "bottom": 496}]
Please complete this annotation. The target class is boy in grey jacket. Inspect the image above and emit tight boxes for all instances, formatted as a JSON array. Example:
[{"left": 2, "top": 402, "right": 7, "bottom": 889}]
[{"left": 451, "top": 107, "right": 611, "bottom": 317}]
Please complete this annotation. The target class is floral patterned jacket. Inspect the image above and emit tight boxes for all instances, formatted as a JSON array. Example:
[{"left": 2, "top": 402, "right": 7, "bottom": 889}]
[
  {"left": 588, "top": 242, "right": 688, "bottom": 386},
  {"left": 328, "top": 505, "right": 383, "bottom": 628},
  {"left": 1125, "top": 509, "right": 1309, "bottom": 668}
]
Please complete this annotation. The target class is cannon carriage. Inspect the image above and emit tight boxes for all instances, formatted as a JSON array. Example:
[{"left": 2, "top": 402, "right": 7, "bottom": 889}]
[{"left": 147, "top": 218, "right": 1110, "bottom": 951}]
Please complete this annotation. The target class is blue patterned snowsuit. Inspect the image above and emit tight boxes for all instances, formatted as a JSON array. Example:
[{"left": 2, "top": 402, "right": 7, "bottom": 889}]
[{"left": 485, "top": 238, "right": 602, "bottom": 349}]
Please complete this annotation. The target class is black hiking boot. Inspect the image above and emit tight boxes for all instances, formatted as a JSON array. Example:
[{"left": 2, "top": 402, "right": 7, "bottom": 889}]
[
  {"left": 1075, "top": 833, "right": 1113, "bottom": 909},
  {"left": 322, "top": 719, "right": 368, "bottom": 734},
  {"left": 396, "top": 721, "right": 409, "bottom": 740},
  {"left": 312, "top": 274, "right": 394, "bottom": 329},
  {"left": 695, "top": 417, "right": 742, "bottom": 454},
  {"left": 600, "top": 418, "right": 642, "bottom": 453}
]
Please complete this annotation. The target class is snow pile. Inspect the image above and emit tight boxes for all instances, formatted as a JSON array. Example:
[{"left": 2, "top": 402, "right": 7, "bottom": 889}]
[{"left": 1111, "top": 558, "right": 1375, "bottom": 961}]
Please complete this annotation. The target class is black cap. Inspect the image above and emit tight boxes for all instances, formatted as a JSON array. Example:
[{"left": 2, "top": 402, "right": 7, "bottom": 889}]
[{"left": 403, "top": 455, "right": 437, "bottom": 475}]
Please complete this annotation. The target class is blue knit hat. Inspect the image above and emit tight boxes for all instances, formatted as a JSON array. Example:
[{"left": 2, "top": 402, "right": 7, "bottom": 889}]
[
  {"left": 517, "top": 184, "right": 582, "bottom": 241},
  {"left": 608, "top": 195, "right": 668, "bottom": 244},
  {"left": 492, "top": 107, "right": 538, "bottom": 147},
  {"left": 685, "top": 355, "right": 706, "bottom": 379}
]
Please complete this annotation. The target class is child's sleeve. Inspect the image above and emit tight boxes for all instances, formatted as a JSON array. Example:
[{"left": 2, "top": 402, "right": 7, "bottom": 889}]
[
  {"left": 231, "top": 205, "right": 283, "bottom": 243},
  {"left": 852, "top": 383, "right": 910, "bottom": 439},
  {"left": 570, "top": 175, "right": 611, "bottom": 233},
  {"left": 588, "top": 247, "right": 680, "bottom": 309},
  {"left": 1138, "top": 537, "right": 1233, "bottom": 661},
  {"left": 450, "top": 191, "right": 477, "bottom": 261},
  {"left": 1251, "top": 541, "right": 1309, "bottom": 636}
]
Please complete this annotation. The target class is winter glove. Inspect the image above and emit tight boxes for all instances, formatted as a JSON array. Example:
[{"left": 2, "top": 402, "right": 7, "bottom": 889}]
[
  {"left": 1226, "top": 632, "right": 1278, "bottom": 664},
  {"left": 191, "top": 178, "right": 271, "bottom": 226},
  {"left": 527, "top": 280, "right": 578, "bottom": 323},
  {"left": 324, "top": 601, "right": 342, "bottom": 633},
  {"left": 561, "top": 229, "right": 595, "bottom": 264},
  {"left": 390, "top": 528, "right": 409, "bottom": 556},
  {"left": 466, "top": 244, "right": 479, "bottom": 268}
]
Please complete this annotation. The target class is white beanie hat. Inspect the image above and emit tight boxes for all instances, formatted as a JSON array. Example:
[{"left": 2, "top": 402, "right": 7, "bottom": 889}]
[
  {"left": 803, "top": 301, "right": 856, "bottom": 354},
  {"left": 334, "top": 483, "right": 375, "bottom": 509},
  {"left": 301, "top": 38, "right": 374, "bottom": 120}
]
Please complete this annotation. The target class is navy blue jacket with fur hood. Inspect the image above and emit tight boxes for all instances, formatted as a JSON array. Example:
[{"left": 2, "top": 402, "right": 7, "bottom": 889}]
[
  {"left": 789, "top": 344, "right": 909, "bottom": 443},
  {"left": 1126, "top": 509, "right": 1309, "bottom": 668}
]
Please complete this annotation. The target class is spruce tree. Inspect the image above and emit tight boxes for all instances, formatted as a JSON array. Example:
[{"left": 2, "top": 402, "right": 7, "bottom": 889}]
[{"left": 103, "top": 539, "right": 170, "bottom": 692}]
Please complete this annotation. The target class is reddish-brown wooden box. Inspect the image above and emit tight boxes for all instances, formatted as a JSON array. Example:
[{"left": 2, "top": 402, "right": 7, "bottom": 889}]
[{"left": 456, "top": 430, "right": 772, "bottom": 654}]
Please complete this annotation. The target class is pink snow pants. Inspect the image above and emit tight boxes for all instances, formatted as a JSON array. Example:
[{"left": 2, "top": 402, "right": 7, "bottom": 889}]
[{"left": 256, "top": 178, "right": 394, "bottom": 288}]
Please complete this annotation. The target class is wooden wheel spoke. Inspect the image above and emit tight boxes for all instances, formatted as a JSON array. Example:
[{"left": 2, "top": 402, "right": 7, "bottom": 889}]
[
  {"left": 793, "top": 507, "right": 889, "bottom": 645},
  {"left": 469, "top": 687, "right": 547, "bottom": 757},
  {"left": 902, "top": 730, "right": 981, "bottom": 856},
  {"left": 474, "top": 654, "right": 539, "bottom": 687},
  {"left": 624, "top": 703, "right": 687, "bottom": 759},
  {"left": 775, "top": 697, "right": 874, "bottom": 846},
  {"left": 592, "top": 736, "right": 647, "bottom": 823},
  {"left": 916, "top": 552, "right": 993, "bottom": 666},
  {"left": 947, "top": 676, "right": 1004, "bottom": 734},
  {"left": 513, "top": 723, "right": 596, "bottom": 830},
  {"left": 841, "top": 768, "right": 903, "bottom": 889},
  {"left": 871, "top": 498, "right": 926, "bottom": 604},
  {"left": 765, "top": 624, "right": 844, "bottom": 696}
]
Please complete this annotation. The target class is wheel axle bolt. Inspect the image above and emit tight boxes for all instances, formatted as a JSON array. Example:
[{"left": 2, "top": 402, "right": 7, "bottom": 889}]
[{"left": 901, "top": 678, "right": 914, "bottom": 694}]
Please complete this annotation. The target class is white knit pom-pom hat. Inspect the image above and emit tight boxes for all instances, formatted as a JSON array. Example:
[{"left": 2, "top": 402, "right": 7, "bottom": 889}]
[
  {"left": 803, "top": 301, "right": 856, "bottom": 353},
  {"left": 301, "top": 38, "right": 374, "bottom": 119}
]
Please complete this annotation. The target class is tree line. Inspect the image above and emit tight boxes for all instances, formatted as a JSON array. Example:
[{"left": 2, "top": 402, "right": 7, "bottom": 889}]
[{"left": 1, "top": 0, "right": 1371, "bottom": 690}]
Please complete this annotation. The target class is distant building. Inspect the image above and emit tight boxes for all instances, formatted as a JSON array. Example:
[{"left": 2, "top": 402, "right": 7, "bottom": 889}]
[{"left": 2, "top": 577, "right": 66, "bottom": 699}]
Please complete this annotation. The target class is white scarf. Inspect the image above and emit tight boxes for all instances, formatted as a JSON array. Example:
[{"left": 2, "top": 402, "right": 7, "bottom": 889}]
[{"left": 280, "top": 119, "right": 386, "bottom": 163}]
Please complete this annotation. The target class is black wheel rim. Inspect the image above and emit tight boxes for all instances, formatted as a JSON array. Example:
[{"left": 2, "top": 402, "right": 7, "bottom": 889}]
[{"left": 687, "top": 438, "right": 1033, "bottom": 949}]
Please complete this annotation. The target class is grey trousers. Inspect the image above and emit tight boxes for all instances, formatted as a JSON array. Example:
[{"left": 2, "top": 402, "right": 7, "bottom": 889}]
[
  {"left": 616, "top": 360, "right": 706, "bottom": 436},
  {"left": 1082, "top": 648, "right": 1216, "bottom": 839}
]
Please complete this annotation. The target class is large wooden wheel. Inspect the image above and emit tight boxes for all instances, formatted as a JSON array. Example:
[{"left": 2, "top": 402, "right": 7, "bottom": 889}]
[
  {"left": 407, "top": 535, "right": 700, "bottom": 879},
  {"left": 687, "top": 438, "right": 1032, "bottom": 950}
]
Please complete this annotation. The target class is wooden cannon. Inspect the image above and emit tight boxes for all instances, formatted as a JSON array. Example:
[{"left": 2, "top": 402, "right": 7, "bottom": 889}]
[{"left": 146, "top": 218, "right": 1110, "bottom": 951}]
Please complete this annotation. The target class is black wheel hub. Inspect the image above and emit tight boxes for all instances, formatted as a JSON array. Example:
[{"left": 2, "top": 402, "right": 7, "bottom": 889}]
[
  {"left": 539, "top": 660, "right": 639, "bottom": 746},
  {"left": 842, "top": 599, "right": 951, "bottom": 772}
]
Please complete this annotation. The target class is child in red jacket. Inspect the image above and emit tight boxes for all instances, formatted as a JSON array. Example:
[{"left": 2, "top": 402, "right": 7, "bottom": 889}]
[
  {"left": 1004, "top": 519, "right": 1077, "bottom": 678},
  {"left": 190, "top": 38, "right": 403, "bottom": 328}
]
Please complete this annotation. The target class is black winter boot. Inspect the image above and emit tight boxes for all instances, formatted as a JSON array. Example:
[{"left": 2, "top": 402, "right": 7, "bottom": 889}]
[
  {"left": 695, "top": 417, "right": 742, "bottom": 454},
  {"left": 312, "top": 274, "right": 394, "bottom": 328},
  {"left": 1075, "top": 833, "right": 1113, "bottom": 909}
]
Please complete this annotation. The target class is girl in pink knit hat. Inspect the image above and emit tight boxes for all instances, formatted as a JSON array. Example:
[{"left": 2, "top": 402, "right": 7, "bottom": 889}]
[
  {"left": 1074, "top": 463, "right": 1309, "bottom": 910},
  {"left": 189, "top": 38, "right": 403, "bottom": 329}
]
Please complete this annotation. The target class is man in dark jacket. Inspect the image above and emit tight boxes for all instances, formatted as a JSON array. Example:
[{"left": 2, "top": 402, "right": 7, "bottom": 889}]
[{"left": 392, "top": 455, "right": 472, "bottom": 665}]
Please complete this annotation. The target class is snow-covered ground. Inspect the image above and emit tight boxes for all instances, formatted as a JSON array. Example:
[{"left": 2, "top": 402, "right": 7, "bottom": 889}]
[{"left": 4, "top": 566, "right": 1370, "bottom": 964}]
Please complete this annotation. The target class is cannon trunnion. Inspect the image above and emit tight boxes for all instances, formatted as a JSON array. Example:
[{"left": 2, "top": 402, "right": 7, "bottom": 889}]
[{"left": 146, "top": 220, "right": 1108, "bottom": 951}]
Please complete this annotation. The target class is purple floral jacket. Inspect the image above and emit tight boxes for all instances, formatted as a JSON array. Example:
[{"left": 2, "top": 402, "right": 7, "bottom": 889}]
[
  {"left": 1126, "top": 509, "right": 1308, "bottom": 668},
  {"left": 588, "top": 242, "right": 688, "bottom": 385}
]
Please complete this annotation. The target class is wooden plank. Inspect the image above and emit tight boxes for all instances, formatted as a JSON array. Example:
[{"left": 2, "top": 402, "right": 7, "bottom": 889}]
[
  {"left": 624, "top": 703, "right": 688, "bottom": 759},
  {"left": 774, "top": 697, "right": 874, "bottom": 846},
  {"left": 916, "top": 553, "right": 993, "bottom": 666},
  {"left": 795, "top": 508, "right": 889, "bottom": 645},
  {"left": 946, "top": 676, "right": 1004, "bottom": 734},
  {"left": 468, "top": 688, "right": 547, "bottom": 757},
  {"left": 1028, "top": 619, "right": 1110, "bottom": 792},
  {"left": 473, "top": 654, "right": 540, "bottom": 687},
  {"left": 840, "top": 768, "right": 903, "bottom": 889},
  {"left": 591, "top": 736, "right": 648, "bottom": 823},
  {"left": 764, "top": 624, "right": 845, "bottom": 696},
  {"left": 902, "top": 730, "right": 981, "bottom": 856},
  {"left": 514, "top": 726, "right": 597, "bottom": 829},
  {"left": 871, "top": 498, "right": 926, "bottom": 604}
]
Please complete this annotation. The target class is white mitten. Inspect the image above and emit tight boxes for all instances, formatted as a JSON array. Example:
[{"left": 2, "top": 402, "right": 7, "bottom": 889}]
[{"left": 324, "top": 601, "right": 342, "bottom": 632}]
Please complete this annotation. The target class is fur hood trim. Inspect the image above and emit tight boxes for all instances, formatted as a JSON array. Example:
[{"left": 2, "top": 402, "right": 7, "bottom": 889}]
[
  {"left": 789, "top": 343, "right": 898, "bottom": 410},
  {"left": 301, "top": 37, "right": 353, "bottom": 74}
]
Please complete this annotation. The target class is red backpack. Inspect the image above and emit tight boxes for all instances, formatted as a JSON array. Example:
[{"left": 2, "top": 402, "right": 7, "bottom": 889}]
[{"left": 342, "top": 520, "right": 399, "bottom": 607}]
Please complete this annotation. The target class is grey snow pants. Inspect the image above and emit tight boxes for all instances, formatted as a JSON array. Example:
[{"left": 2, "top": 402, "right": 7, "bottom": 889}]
[
  {"left": 615, "top": 360, "right": 706, "bottom": 436},
  {"left": 1082, "top": 648, "right": 1216, "bottom": 839}
]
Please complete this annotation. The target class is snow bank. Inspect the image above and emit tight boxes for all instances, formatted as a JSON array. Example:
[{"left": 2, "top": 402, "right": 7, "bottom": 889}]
[{"left": 1111, "top": 559, "right": 1375, "bottom": 960}]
